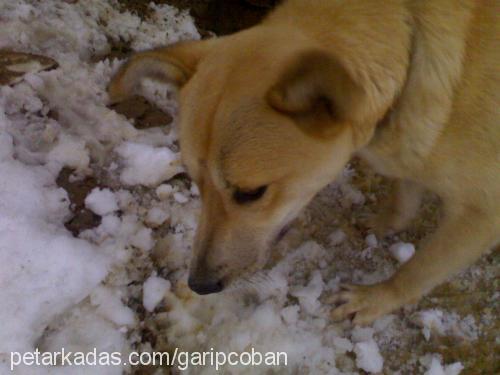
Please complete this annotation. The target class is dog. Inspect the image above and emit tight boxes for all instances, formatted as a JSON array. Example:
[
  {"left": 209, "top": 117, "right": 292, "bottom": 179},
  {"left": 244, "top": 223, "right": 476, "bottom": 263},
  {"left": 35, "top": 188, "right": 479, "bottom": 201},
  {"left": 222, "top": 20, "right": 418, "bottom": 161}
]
[{"left": 108, "top": 0, "right": 499, "bottom": 325}]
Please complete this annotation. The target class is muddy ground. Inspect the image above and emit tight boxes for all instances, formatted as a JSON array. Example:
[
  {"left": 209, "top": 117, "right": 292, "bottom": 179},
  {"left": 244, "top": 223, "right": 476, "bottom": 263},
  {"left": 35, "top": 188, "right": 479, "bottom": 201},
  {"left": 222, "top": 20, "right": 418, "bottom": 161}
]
[{"left": 118, "top": 0, "right": 278, "bottom": 35}]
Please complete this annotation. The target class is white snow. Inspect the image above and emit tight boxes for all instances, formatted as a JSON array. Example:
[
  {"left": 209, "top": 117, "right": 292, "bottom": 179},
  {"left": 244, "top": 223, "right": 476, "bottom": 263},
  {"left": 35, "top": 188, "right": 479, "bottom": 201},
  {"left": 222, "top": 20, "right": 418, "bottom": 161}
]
[
  {"left": 415, "top": 309, "right": 479, "bottom": 341},
  {"left": 46, "top": 134, "right": 90, "bottom": 173},
  {"left": 130, "top": 227, "right": 154, "bottom": 251},
  {"left": 365, "top": 233, "right": 378, "bottom": 247},
  {"left": 421, "top": 354, "right": 464, "bottom": 375},
  {"left": 0, "top": 138, "right": 111, "bottom": 353},
  {"left": 290, "top": 270, "right": 325, "bottom": 314},
  {"left": 156, "top": 183, "right": 174, "bottom": 199},
  {"left": 143, "top": 275, "right": 171, "bottom": 312},
  {"left": 85, "top": 188, "right": 119, "bottom": 216},
  {"left": 39, "top": 307, "right": 129, "bottom": 375},
  {"left": 354, "top": 340, "right": 384, "bottom": 373},
  {"left": 116, "top": 141, "right": 181, "bottom": 187},
  {"left": 90, "top": 286, "right": 135, "bottom": 327},
  {"left": 173, "top": 191, "right": 189, "bottom": 204},
  {"left": 145, "top": 207, "right": 169, "bottom": 227},
  {"left": 280, "top": 305, "right": 300, "bottom": 325},
  {"left": 0, "top": 0, "right": 198, "bottom": 373},
  {"left": 389, "top": 241, "right": 415, "bottom": 263},
  {"left": 332, "top": 337, "right": 353, "bottom": 354}
]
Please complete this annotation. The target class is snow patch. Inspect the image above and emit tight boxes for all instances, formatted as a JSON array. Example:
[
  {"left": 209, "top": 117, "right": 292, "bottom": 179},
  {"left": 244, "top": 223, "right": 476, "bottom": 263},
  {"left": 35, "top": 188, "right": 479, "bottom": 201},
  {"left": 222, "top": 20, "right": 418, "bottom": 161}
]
[
  {"left": 354, "top": 340, "right": 384, "bottom": 373},
  {"left": 85, "top": 188, "right": 119, "bottom": 216},
  {"left": 116, "top": 142, "right": 181, "bottom": 187},
  {"left": 143, "top": 275, "right": 171, "bottom": 312},
  {"left": 420, "top": 354, "right": 464, "bottom": 375}
]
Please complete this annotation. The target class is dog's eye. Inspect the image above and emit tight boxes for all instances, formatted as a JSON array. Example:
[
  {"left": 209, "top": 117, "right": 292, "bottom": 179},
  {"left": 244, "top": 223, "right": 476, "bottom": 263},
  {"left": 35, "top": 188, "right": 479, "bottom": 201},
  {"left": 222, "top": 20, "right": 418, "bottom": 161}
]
[{"left": 233, "top": 185, "right": 267, "bottom": 204}]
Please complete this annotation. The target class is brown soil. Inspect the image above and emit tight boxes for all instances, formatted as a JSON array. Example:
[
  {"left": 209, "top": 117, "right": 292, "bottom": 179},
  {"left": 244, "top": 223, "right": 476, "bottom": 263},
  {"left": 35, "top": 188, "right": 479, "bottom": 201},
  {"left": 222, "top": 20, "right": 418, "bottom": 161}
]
[{"left": 118, "top": 0, "right": 278, "bottom": 35}]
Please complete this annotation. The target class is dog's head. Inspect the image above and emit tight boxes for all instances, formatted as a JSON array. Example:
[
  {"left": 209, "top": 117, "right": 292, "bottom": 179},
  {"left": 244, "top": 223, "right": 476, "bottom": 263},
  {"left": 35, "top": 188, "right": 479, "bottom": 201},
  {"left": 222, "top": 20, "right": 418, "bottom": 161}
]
[{"left": 109, "top": 28, "right": 382, "bottom": 294}]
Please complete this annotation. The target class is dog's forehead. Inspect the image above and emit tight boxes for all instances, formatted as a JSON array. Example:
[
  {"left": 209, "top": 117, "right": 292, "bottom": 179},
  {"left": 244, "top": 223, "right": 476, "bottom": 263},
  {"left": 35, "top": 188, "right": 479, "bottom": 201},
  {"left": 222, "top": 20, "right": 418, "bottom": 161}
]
[
  {"left": 213, "top": 110, "right": 317, "bottom": 188},
  {"left": 178, "top": 47, "right": 318, "bottom": 189}
]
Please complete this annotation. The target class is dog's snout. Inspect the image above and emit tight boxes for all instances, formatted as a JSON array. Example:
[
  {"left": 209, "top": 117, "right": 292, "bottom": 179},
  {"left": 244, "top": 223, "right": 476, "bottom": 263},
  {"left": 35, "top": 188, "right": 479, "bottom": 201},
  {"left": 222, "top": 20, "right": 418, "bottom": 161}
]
[{"left": 188, "top": 276, "right": 224, "bottom": 295}]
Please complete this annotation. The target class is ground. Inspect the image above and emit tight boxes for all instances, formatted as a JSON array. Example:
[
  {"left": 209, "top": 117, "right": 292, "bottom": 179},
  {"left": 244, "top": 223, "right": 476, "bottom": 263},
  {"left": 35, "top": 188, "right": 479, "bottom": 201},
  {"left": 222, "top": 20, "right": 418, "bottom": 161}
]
[{"left": 0, "top": 1, "right": 497, "bottom": 374}]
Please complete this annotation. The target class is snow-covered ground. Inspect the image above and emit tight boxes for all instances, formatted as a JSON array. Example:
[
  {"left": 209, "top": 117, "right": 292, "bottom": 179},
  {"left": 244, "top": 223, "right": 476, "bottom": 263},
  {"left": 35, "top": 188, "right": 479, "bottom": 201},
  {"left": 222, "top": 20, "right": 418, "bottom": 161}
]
[{"left": 0, "top": 1, "right": 494, "bottom": 374}]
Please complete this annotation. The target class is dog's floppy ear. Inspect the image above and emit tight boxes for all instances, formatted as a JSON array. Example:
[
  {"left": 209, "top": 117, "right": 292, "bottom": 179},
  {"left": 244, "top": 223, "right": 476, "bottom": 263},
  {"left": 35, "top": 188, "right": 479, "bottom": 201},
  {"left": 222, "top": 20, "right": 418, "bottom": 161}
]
[
  {"left": 108, "top": 39, "right": 214, "bottom": 103},
  {"left": 267, "top": 49, "right": 364, "bottom": 129}
]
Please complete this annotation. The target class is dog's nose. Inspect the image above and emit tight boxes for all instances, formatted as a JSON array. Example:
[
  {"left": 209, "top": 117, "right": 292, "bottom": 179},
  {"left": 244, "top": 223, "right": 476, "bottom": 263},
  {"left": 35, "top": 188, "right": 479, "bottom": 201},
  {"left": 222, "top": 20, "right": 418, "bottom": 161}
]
[{"left": 188, "top": 277, "right": 224, "bottom": 295}]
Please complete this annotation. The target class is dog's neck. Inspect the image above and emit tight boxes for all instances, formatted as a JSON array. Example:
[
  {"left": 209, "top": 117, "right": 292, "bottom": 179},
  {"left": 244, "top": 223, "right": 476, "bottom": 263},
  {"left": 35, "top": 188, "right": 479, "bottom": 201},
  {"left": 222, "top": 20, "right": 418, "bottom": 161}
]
[
  {"left": 358, "top": 2, "right": 474, "bottom": 178},
  {"left": 266, "top": 0, "right": 472, "bottom": 178}
]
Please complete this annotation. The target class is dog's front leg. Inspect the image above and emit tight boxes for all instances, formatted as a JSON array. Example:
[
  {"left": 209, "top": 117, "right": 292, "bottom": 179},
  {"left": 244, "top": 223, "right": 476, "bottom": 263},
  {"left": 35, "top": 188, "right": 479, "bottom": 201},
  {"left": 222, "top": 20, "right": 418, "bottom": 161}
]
[
  {"left": 331, "top": 205, "right": 497, "bottom": 325},
  {"left": 366, "top": 179, "right": 424, "bottom": 237}
]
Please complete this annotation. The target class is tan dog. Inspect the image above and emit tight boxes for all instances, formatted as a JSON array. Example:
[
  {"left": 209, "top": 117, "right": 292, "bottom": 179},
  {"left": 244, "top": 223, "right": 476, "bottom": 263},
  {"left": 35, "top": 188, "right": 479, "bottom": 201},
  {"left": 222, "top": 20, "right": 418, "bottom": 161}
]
[{"left": 108, "top": 0, "right": 499, "bottom": 324}]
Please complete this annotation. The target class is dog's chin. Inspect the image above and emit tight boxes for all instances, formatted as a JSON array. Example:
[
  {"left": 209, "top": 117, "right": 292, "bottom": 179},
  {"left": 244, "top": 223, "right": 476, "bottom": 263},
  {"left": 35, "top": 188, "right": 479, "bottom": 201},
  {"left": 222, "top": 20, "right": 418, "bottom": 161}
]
[
  {"left": 273, "top": 222, "right": 293, "bottom": 245},
  {"left": 215, "top": 225, "right": 295, "bottom": 295},
  {"left": 223, "top": 270, "right": 274, "bottom": 295}
]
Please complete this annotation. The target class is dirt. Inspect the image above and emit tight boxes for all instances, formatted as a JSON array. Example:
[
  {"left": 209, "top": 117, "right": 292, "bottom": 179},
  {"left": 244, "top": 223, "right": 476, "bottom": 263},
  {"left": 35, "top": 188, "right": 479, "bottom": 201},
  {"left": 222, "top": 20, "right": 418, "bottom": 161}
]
[
  {"left": 118, "top": 0, "right": 278, "bottom": 35},
  {"left": 110, "top": 95, "right": 174, "bottom": 130},
  {"left": 56, "top": 168, "right": 102, "bottom": 236}
]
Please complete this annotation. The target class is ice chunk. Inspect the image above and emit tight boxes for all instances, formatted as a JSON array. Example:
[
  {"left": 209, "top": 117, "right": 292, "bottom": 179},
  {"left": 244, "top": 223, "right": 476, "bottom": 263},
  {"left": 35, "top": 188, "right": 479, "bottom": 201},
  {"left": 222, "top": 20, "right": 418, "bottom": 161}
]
[
  {"left": 143, "top": 275, "right": 171, "bottom": 312},
  {"left": 173, "top": 192, "right": 189, "bottom": 204},
  {"left": 85, "top": 188, "right": 119, "bottom": 216},
  {"left": 156, "top": 183, "right": 174, "bottom": 199},
  {"left": 389, "top": 242, "right": 415, "bottom": 263},
  {"left": 130, "top": 227, "right": 154, "bottom": 251},
  {"left": 116, "top": 142, "right": 181, "bottom": 187},
  {"left": 354, "top": 339, "right": 384, "bottom": 373},
  {"left": 146, "top": 207, "right": 169, "bottom": 227}
]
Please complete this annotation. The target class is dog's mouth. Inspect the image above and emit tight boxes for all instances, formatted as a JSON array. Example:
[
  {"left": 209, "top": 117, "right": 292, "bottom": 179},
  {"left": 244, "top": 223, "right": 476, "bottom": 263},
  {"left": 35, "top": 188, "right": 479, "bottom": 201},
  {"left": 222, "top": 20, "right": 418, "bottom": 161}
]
[
  {"left": 188, "top": 222, "right": 296, "bottom": 296},
  {"left": 274, "top": 222, "right": 293, "bottom": 244}
]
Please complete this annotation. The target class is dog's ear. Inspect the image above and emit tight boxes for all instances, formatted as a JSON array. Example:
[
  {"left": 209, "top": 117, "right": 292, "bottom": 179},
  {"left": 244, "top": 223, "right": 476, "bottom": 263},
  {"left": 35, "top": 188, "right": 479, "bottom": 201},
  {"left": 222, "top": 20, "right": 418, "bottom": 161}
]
[
  {"left": 108, "top": 39, "right": 214, "bottom": 103},
  {"left": 267, "top": 49, "right": 364, "bottom": 131}
]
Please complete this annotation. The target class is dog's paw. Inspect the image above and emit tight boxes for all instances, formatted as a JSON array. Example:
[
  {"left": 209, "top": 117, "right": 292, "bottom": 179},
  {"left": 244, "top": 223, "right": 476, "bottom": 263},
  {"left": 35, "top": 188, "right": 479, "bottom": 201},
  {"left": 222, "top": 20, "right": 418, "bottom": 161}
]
[
  {"left": 329, "top": 282, "right": 400, "bottom": 325},
  {"left": 360, "top": 208, "right": 412, "bottom": 238},
  {"left": 358, "top": 211, "right": 396, "bottom": 238}
]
